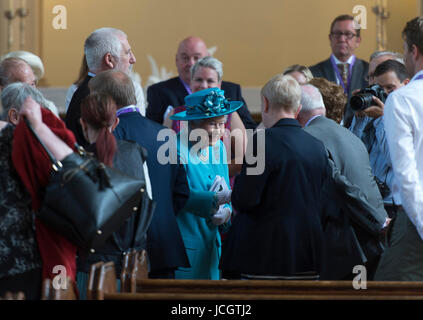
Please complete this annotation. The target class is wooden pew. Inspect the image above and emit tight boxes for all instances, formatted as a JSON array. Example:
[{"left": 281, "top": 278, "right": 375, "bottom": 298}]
[
  {"left": 120, "top": 249, "right": 149, "bottom": 293},
  {"left": 87, "top": 261, "right": 117, "bottom": 300},
  {"left": 41, "top": 277, "right": 76, "bottom": 300},
  {"left": 85, "top": 250, "right": 148, "bottom": 298},
  {"left": 133, "top": 279, "right": 423, "bottom": 300},
  {"left": 88, "top": 261, "right": 423, "bottom": 300}
]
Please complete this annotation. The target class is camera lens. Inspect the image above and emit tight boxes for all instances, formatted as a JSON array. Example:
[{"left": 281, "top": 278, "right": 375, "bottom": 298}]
[{"left": 350, "top": 93, "right": 374, "bottom": 112}]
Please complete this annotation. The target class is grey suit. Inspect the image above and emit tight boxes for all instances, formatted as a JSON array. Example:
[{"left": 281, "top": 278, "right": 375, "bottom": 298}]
[
  {"left": 304, "top": 116, "right": 387, "bottom": 279},
  {"left": 309, "top": 57, "right": 369, "bottom": 128}
]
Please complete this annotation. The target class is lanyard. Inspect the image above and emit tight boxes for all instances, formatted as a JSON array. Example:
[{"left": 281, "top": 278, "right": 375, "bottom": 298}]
[
  {"left": 330, "top": 54, "right": 356, "bottom": 93},
  {"left": 116, "top": 106, "right": 141, "bottom": 117},
  {"left": 179, "top": 77, "right": 192, "bottom": 95},
  {"left": 414, "top": 74, "right": 423, "bottom": 81}
]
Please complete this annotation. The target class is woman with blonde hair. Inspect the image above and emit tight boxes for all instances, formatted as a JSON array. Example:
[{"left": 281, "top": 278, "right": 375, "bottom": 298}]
[{"left": 283, "top": 64, "right": 314, "bottom": 84}]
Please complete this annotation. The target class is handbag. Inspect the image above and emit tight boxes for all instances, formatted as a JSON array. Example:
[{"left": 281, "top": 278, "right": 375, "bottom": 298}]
[{"left": 25, "top": 119, "right": 146, "bottom": 252}]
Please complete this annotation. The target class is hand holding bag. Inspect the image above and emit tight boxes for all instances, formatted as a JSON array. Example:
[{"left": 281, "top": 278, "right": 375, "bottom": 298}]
[{"left": 25, "top": 119, "right": 146, "bottom": 253}]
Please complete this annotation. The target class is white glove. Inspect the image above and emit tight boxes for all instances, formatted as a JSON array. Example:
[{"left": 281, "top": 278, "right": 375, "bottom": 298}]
[
  {"left": 216, "top": 189, "right": 232, "bottom": 206},
  {"left": 210, "top": 175, "right": 230, "bottom": 193},
  {"left": 217, "top": 176, "right": 229, "bottom": 192},
  {"left": 211, "top": 206, "right": 231, "bottom": 226},
  {"left": 209, "top": 175, "right": 222, "bottom": 192}
]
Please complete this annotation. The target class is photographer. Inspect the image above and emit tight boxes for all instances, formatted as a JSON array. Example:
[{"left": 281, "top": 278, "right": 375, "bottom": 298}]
[{"left": 349, "top": 59, "right": 410, "bottom": 217}]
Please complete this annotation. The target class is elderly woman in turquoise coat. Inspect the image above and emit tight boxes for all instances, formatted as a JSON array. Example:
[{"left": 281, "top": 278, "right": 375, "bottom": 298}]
[{"left": 170, "top": 87, "right": 243, "bottom": 279}]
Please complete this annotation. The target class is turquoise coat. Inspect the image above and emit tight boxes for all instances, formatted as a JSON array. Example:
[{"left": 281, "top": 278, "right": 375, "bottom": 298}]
[{"left": 175, "top": 134, "right": 231, "bottom": 280}]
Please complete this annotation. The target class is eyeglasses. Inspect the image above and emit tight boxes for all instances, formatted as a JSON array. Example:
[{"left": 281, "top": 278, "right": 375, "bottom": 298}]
[
  {"left": 365, "top": 73, "right": 374, "bottom": 82},
  {"left": 330, "top": 31, "right": 357, "bottom": 40}
]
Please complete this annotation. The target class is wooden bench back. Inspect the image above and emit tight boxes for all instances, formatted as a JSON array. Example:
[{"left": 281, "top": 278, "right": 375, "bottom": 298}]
[
  {"left": 41, "top": 277, "right": 76, "bottom": 300},
  {"left": 120, "top": 249, "right": 149, "bottom": 293},
  {"left": 88, "top": 261, "right": 423, "bottom": 300},
  {"left": 87, "top": 261, "right": 117, "bottom": 300}
]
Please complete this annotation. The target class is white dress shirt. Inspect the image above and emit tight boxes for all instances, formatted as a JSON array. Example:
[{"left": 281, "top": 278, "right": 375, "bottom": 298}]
[
  {"left": 384, "top": 69, "right": 423, "bottom": 239},
  {"left": 331, "top": 54, "right": 355, "bottom": 86}
]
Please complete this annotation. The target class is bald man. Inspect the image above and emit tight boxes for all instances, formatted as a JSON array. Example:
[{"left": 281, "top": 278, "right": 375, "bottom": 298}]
[
  {"left": 0, "top": 57, "right": 59, "bottom": 117},
  {"left": 0, "top": 57, "right": 36, "bottom": 90},
  {"left": 146, "top": 36, "right": 257, "bottom": 129}
]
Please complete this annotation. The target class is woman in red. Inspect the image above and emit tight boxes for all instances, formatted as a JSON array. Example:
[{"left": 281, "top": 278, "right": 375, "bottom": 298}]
[{"left": 12, "top": 89, "right": 78, "bottom": 296}]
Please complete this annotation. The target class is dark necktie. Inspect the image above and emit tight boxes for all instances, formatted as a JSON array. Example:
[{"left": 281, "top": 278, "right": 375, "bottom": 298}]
[{"left": 337, "top": 63, "right": 349, "bottom": 86}]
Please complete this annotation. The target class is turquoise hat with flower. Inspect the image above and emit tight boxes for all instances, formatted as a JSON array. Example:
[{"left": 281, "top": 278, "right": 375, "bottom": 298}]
[{"left": 170, "top": 88, "right": 243, "bottom": 121}]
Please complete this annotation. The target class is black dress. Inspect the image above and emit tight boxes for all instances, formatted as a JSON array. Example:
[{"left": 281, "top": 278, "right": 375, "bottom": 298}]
[{"left": 0, "top": 124, "right": 42, "bottom": 299}]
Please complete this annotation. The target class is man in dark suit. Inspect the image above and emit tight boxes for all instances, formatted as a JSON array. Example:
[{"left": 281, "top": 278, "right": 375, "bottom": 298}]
[
  {"left": 309, "top": 14, "right": 369, "bottom": 128},
  {"left": 297, "top": 84, "right": 388, "bottom": 280},
  {"left": 220, "top": 74, "right": 330, "bottom": 279},
  {"left": 89, "top": 70, "right": 190, "bottom": 279},
  {"left": 146, "top": 36, "right": 257, "bottom": 129},
  {"left": 65, "top": 27, "right": 136, "bottom": 148}
]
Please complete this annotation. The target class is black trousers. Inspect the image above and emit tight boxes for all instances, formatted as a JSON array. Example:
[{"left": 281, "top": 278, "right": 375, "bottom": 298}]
[{"left": 375, "top": 207, "right": 423, "bottom": 281}]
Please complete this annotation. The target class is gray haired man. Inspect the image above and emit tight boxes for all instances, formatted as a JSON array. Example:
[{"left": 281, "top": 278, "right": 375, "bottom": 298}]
[
  {"left": 298, "top": 84, "right": 388, "bottom": 280},
  {"left": 65, "top": 27, "right": 137, "bottom": 147},
  {"left": 1, "top": 82, "right": 49, "bottom": 125}
]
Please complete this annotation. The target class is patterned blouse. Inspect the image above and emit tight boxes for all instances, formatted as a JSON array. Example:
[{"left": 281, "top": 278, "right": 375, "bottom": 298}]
[{"left": 0, "top": 124, "right": 41, "bottom": 278}]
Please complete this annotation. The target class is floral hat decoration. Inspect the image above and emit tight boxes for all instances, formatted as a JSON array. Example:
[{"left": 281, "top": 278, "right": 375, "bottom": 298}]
[{"left": 170, "top": 88, "right": 244, "bottom": 121}]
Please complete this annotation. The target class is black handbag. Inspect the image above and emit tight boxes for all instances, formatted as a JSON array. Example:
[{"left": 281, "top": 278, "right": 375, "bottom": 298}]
[{"left": 25, "top": 119, "right": 146, "bottom": 252}]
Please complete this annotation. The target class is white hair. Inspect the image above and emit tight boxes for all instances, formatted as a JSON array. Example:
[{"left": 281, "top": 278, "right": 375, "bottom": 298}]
[
  {"left": 84, "top": 27, "right": 127, "bottom": 72},
  {"left": 1, "top": 82, "right": 47, "bottom": 120},
  {"left": 189, "top": 115, "right": 228, "bottom": 128},
  {"left": 191, "top": 56, "right": 223, "bottom": 81},
  {"left": 370, "top": 51, "right": 404, "bottom": 64},
  {"left": 261, "top": 74, "right": 301, "bottom": 113},
  {"left": 1, "top": 51, "right": 45, "bottom": 80},
  {"left": 300, "top": 84, "right": 325, "bottom": 113}
]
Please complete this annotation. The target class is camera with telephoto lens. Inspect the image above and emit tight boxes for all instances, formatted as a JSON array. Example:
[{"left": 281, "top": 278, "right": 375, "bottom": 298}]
[{"left": 350, "top": 84, "right": 388, "bottom": 112}]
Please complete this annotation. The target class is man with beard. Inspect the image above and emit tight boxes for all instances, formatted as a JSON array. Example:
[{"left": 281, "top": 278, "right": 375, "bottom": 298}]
[{"left": 65, "top": 27, "right": 137, "bottom": 147}]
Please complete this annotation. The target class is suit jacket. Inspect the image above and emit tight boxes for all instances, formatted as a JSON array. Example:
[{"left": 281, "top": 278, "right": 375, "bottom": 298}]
[
  {"left": 146, "top": 77, "right": 257, "bottom": 129},
  {"left": 113, "top": 111, "right": 190, "bottom": 272},
  {"left": 309, "top": 57, "right": 369, "bottom": 128},
  {"left": 64, "top": 75, "right": 93, "bottom": 148},
  {"left": 304, "top": 116, "right": 387, "bottom": 279},
  {"left": 220, "top": 118, "right": 330, "bottom": 276}
]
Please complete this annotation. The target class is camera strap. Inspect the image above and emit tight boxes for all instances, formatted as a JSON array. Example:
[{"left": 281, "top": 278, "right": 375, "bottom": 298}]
[{"left": 362, "top": 118, "right": 376, "bottom": 153}]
